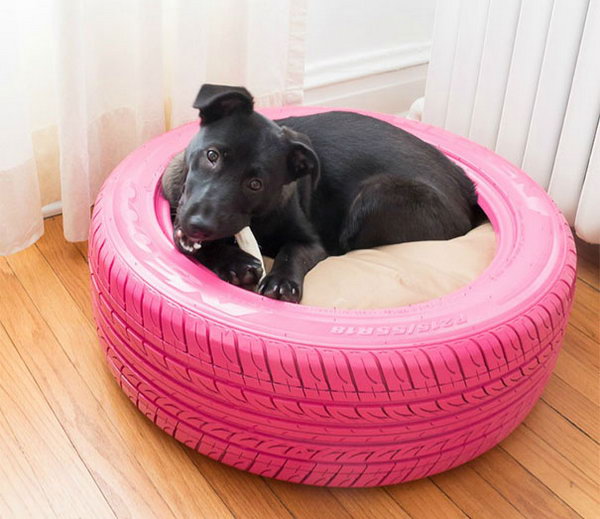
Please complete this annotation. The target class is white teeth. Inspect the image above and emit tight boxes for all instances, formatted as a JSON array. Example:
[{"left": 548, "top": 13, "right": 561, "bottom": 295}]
[
  {"left": 179, "top": 241, "right": 193, "bottom": 253},
  {"left": 176, "top": 229, "right": 202, "bottom": 253}
]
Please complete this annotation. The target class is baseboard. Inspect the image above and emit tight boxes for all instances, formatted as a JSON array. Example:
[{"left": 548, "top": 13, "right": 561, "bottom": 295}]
[
  {"left": 304, "top": 42, "right": 431, "bottom": 90},
  {"left": 42, "top": 201, "right": 62, "bottom": 218},
  {"left": 304, "top": 63, "right": 429, "bottom": 114},
  {"left": 303, "top": 41, "right": 430, "bottom": 114}
]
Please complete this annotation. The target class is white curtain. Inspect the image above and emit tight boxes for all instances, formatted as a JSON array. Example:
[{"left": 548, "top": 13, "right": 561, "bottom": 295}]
[
  {"left": 0, "top": 0, "right": 307, "bottom": 255},
  {"left": 423, "top": 0, "right": 600, "bottom": 244}
]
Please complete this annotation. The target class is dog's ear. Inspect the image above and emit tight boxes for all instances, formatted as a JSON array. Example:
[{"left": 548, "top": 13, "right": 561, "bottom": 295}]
[
  {"left": 283, "top": 127, "right": 320, "bottom": 189},
  {"left": 161, "top": 151, "right": 187, "bottom": 211},
  {"left": 193, "top": 84, "right": 254, "bottom": 124}
]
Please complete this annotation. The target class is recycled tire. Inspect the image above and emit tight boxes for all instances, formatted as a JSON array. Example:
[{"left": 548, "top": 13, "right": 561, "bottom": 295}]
[{"left": 89, "top": 107, "right": 576, "bottom": 487}]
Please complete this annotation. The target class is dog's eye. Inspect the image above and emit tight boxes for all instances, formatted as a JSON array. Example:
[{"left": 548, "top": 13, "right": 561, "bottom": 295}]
[
  {"left": 247, "top": 178, "right": 263, "bottom": 191},
  {"left": 206, "top": 149, "right": 219, "bottom": 163}
]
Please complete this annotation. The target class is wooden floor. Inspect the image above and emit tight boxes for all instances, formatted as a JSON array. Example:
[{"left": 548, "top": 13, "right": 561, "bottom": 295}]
[{"left": 0, "top": 215, "right": 598, "bottom": 519}]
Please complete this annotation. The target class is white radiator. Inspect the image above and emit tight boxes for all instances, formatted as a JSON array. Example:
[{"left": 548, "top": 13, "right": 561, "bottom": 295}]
[{"left": 423, "top": 0, "right": 600, "bottom": 244}]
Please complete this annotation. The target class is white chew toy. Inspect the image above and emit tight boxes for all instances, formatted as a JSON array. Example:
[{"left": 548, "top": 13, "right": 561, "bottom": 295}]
[{"left": 234, "top": 227, "right": 266, "bottom": 281}]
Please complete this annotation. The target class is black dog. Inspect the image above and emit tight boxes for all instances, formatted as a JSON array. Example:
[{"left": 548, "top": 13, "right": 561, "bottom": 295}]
[{"left": 162, "top": 84, "right": 481, "bottom": 303}]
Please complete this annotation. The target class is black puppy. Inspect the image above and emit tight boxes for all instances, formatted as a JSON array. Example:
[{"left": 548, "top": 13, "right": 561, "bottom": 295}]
[{"left": 162, "top": 84, "right": 481, "bottom": 303}]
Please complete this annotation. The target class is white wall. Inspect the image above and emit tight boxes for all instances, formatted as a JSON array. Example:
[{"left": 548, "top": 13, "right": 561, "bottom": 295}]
[{"left": 303, "top": 0, "right": 437, "bottom": 113}]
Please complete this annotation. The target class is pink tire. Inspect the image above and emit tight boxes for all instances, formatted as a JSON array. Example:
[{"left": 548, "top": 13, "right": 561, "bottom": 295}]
[{"left": 89, "top": 107, "right": 576, "bottom": 487}]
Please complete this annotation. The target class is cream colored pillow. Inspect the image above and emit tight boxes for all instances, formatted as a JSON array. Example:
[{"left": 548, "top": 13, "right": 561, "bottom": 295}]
[{"left": 287, "top": 223, "right": 495, "bottom": 309}]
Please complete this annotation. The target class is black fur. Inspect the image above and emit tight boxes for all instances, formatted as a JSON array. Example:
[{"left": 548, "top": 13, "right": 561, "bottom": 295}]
[{"left": 162, "top": 84, "right": 482, "bottom": 303}]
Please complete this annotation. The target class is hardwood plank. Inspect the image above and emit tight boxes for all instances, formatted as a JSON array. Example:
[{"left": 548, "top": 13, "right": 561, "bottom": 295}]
[
  {"left": 553, "top": 344, "right": 598, "bottom": 404},
  {"left": 265, "top": 479, "right": 352, "bottom": 519},
  {"left": 432, "top": 464, "right": 525, "bottom": 519},
  {"left": 0, "top": 254, "right": 231, "bottom": 519},
  {"left": 575, "top": 237, "right": 599, "bottom": 290},
  {"left": 0, "top": 329, "right": 58, "bottom": 519},
  {"left": 570, "top": 279, "right": 599, "bottom": 342},
  {"left": 36, "top": 219, "right": 294, "bottom": 519},
  {"left": 75, "top": 239, "right": 89, "bottom": 262},
  {"left": 42, "top": 216, "right": 89, "bottom": 262},
  {"left": 472, "top": 447, "right": 580, "bottom": 519},
  {"left": 0, "top": 257, "right": 173, "bottom": 518},
  {"left": 329, "top": 487, "right": 412, "bottom": 519},
  {"left": 385, "top": 477, "right": 467, "bottom": 518},
  {"left": 36, "top": 217, "right": 95, "bottom": 323},
  {"left": 0, "top": 417, "right": 57, "bottom": 519},
  {"left": 0, "top": 324, "right": 115, "bottom": 518},
  {"left": 523, "top": 399, "right": 598, "bottom": 483},
  {"left": 542, "top": 374, "right": 598, "bottom": 440},
  {"left": 500, "top": 422, "right": 598, "bottom": 518},
  {"left": 561, "top": 321, "right": 599, "bottom": 370},
  {"left": 187, "top": 454, "right": 294, "bottom": 519}
]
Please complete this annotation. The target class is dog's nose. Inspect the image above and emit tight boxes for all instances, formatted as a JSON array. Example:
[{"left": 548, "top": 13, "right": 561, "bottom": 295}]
[{"left": 183, "top": 215, "right": 215, "bottom": 240}]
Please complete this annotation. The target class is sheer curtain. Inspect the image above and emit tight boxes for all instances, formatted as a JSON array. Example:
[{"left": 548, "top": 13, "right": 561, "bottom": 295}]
[
  {"left": 0, "top": 0, "right": 307, "bottom": 255},
  {"left": 422, "top": 0, "right": 600, "bottom": 244}
]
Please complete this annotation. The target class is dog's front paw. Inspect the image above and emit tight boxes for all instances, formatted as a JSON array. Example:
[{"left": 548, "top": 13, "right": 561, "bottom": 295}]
[
  {"left": 258, "top": 274, "right": 301, "bottom": 303},
  {"left": 213, "top": 252, "right": 263, "bottom": 291}
]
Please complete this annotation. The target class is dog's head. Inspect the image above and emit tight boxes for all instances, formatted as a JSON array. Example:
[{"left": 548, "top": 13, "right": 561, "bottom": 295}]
[{"left": 173, "top": 84, "right": 319, "bottom": 252}]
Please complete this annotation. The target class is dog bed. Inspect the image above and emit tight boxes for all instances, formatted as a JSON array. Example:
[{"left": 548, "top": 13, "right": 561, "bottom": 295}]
[
  {"left": 89, "top": 107, "right": 575, "bottom": 487},
  {"left": 268, "top": 222, "right": 496, "bottom": 309}
]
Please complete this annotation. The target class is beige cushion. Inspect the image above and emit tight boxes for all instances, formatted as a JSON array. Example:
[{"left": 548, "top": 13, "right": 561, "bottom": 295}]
[{"left": 271, "top": 223, "right": 495, "bottom": 309}]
